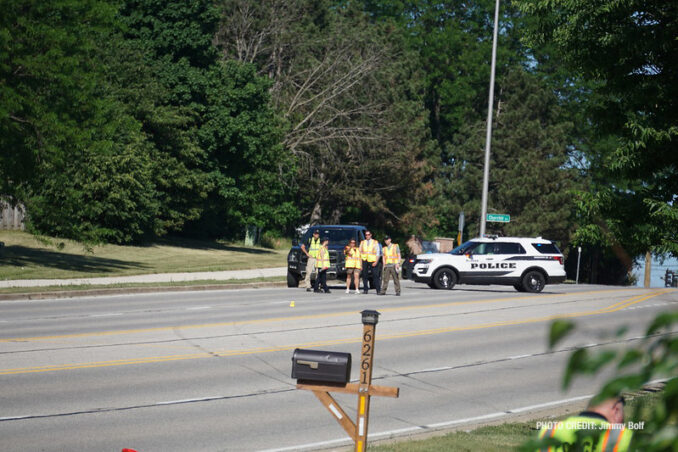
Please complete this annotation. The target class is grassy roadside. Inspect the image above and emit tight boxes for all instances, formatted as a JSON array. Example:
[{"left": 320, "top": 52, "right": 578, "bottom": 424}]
[
  {"left": 0, "top": 230, "right": 288, "bottom": 280},
  {"left": 369, "top": 391, "right": 663, "bottom": 451}
]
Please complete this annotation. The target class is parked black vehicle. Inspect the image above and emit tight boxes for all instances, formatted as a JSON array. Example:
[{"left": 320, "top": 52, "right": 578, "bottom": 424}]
[{"left": 287, "top": 225, "right": 371, "bottom": 287}]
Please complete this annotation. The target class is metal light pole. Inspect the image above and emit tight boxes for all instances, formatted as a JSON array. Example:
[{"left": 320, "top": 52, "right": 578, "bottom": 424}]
[{"left": 479, "top": 0, "right": 501, "bottom": 238}]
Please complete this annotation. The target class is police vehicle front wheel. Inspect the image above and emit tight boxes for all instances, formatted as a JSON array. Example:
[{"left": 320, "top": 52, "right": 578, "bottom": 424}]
[
  {"left": 433, "top": 268, "right": 457, "bottom": 290},
  {"left": 521, "top": 271, "right": 545, "bottom": 293}
]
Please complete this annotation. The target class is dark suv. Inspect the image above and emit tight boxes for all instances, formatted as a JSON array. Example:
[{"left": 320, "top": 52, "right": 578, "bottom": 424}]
[{"left": 287, "top": 225, "right": 369, "bottom": 287}]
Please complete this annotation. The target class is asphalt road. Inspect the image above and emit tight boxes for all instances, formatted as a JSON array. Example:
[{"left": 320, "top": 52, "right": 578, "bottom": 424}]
[{"left": 1, "top": 281, "right": 676, "bottom": 451}]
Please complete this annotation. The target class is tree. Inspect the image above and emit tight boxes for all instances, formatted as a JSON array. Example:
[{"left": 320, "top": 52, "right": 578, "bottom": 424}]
[
  {"left": 217, "top": 0, "right": 437, "bottom": 233},
  {"left": 437, "top": 69, "right": 578, "bottom": 246},
  {"left": 360, "top": 1, "right": 545, "bottom": 238},
  {"left": 518, "top": 0, "right": 678, "bottom": 258},
  {"left": 0, "top": 0, "right": 165, "bottom": 243},
  {"left": 0, "top": 0, "right": 117, "bottom": 196},
  {"left": 117, "top": 0, "right": 297, "bottom": 238}
]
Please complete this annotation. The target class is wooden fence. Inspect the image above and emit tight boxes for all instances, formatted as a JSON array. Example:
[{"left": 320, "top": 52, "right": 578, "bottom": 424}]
[{"left": 0, "top": 200, "right": 25, "bottom": 230}]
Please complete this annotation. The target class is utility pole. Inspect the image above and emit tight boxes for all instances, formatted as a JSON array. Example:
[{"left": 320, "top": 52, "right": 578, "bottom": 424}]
[
  {"left": 479, "top": 0, "right": 500, "bottom": 237},
  {"left": 644, "top": 251, "right": 651, "bottom": 288}
]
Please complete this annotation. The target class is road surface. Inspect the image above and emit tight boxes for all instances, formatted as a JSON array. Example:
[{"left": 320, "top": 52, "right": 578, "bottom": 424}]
[{"left": 1, "top": 282, "right": 676, "bottom": 451}]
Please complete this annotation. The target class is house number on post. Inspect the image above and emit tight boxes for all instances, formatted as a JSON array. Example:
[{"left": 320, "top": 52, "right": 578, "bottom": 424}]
[
  {"left": 356, "top": 310, "right": 379, "bottom": 452},
  {"left": 360, "top": 328, "right": 373, "bottom": 384},
  {"left": 294, "top": 309, "right": 398, "bottom": 452}
]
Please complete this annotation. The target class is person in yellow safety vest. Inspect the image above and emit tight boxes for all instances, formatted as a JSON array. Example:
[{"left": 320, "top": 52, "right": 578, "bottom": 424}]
[
  {"left": 313, "top": 237, "right": 331, "bottom": 294},
  {"left": 379, "top": 236, "right": 401, "bottom": 296},
  {"left": 301, "top": 229, "right": 321, "bottom": 292},
  {"left": 359, "top": 230, "right": 382, "bottom": 294},
  {"left": 344, "top": 239, "right": 361, "bottom": 294},
  {"left": 535, "top": 396, "right": 633, "bottom": 451}
]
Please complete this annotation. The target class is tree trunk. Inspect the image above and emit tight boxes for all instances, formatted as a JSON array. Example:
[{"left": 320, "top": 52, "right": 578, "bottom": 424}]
[
  {"left": 310, "top": 201, "right": 322, "bottom": 225},
  {"left": 329, "top": 207, "right": 342, "bottom": 225},
  {"left": 644, "top": 251, "right": 651, "bottom": 288}
]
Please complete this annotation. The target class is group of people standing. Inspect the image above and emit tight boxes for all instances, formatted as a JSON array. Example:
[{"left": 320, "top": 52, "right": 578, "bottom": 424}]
[{"left": 301, "top": 229, "right": 401, "bottom": 295}]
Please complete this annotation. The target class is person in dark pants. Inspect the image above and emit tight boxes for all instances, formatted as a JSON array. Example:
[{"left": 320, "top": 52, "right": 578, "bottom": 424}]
[
  {"left": 359, "top": 230, "right": 382, "bottom": 294},
  {"left": 313, "top": 237, "right": 331, "bottom": 293}
]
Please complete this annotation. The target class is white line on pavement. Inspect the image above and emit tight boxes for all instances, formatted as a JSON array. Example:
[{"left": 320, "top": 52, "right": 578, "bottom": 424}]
[{"left": 258, "top": 395, "right": 592, "bottom": 452}]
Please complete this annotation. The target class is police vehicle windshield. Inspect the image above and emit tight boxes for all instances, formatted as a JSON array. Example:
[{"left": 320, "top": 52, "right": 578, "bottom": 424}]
[{"left": 450, "top": 240, "right": 477, "bottom": 255}]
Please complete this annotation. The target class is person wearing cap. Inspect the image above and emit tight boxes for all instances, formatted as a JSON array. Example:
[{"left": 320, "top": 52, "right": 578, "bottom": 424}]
[
  {"left": 301, "top": 229, "right": 322, "bottom": 292},
  {"left": 344, "top": 238, "right": 361, "bottom": 294},
  {"left": 379, "top": 235, "right": 401, "bottom": 296},
  {"left": 313, "top": 236, "right": 331, "bottom": 293},
  {"left": 359, "top": 230, "right": 382, "bottom": 294},
  {"left": 535, "top": 396, "right": 632, "bottom": 451}
]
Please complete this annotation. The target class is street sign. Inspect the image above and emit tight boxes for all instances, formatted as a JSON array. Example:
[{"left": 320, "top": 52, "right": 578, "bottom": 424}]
[{"left": 486, "top": 213, "right": 510, "bottom": 223}]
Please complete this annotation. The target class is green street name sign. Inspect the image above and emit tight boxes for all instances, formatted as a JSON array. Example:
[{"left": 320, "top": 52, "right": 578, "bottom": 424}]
[{"left": 486, "top": 213, "right": 510, "bottom": 223}]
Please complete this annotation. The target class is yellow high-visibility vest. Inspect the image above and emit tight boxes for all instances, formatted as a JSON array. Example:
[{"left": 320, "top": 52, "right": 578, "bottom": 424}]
[
  {"left": 308, "top": 237, "right": 321, "bottom": 259},
  {"left": 345, "top": 247, "right": 361, "bottom": 269},
  {"left": 536, "top": 415, "right": 632, "bottom": 452},
  {"left": 359, "top": 239, "right": 378, "bottom": 263},
  {"left": 316, "top": 245, "right": 330, "bottom": 269},
  {"left": 384, "top": 244, "right": 401, "bottom": 265}
]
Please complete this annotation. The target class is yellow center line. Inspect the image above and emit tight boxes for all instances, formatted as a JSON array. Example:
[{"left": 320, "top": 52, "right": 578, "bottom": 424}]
[
  {"left": 0, "top": 289, "right": 671, "bottom": 376},
  {"left": 0, "top": 287, "right": 651, "bottom": 343}
]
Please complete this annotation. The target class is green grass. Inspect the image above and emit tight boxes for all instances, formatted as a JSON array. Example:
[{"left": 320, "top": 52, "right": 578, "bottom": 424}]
[
  {"left": 0, "top": 231, "right": 288, "bottom": 280},
  {"left": 369, "top": 391, "right": 663, "bottom": 451},
  {"left": 370, "top": 422, "right": 535, "bottom": 452}
]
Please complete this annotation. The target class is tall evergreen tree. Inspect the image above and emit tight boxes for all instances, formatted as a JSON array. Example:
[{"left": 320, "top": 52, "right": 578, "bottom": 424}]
[{"left": 438, "top": 69, "right": 578, "bottom": 245}]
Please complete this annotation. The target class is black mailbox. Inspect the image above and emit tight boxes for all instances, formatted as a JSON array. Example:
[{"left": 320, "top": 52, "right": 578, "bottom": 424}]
[{"left": 291, "top": 348, "right": 352, "bottom": 384}]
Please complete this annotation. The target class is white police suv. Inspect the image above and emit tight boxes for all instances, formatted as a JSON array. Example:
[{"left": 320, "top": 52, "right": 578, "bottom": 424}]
[{"left": 410, "top": 236, "right": 566, "bottom": 292}]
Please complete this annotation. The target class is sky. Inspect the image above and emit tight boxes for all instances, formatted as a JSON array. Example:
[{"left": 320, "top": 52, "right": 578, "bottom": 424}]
[{"left": 633, "top": 255, "right": 678, "bottom": 288}]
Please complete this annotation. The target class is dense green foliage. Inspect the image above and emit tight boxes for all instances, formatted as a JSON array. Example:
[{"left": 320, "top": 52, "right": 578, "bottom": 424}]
[
  {"left": 1, "top": 0, "right": 675, "bottom": 278},
  {"left": 532, "top": 313, "right": 678, "bottom": 450},
  {"left": 2, "top": 0, "right": 295, "bottom": 243},
  {"left": 518, "top": 0, "right": 678, "bottom": 259},
  {"left": 438, "top": 69, "right": 578, "bottom": 244},
  {"left": 217, "top": 0, "right": 438, "bottom": 233}
]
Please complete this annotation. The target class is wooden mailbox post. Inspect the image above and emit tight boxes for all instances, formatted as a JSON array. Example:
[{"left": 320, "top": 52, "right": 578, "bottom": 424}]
[{"left": 295, "top": 310, "right": 399, "bottom": 452}]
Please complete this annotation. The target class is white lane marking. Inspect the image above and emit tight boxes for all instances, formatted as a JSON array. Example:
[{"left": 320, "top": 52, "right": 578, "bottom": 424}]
[
  {"left": 90, "top": 313, "right": 123, "bottom": 318},
  {"left": 419, "top": 366, "right": 453, "bottom": 372},
  {"left": 508, "top": 354, "right": 531, "bottom": 360},
  {"left": 0, "top": 415, "right": 31, "bottom": 421},
  {"left": 155, "top": 396, "right": 220, "bottom": 405},
  {"left": 186, "top": 306, "right": 211, "bottom": 311},
  {"left": 258, "top": 395, "right": 587, "bottom": 452},
  {"left": 261, "top": 378, "right": 672, "bottom": 451},
  {"left": 507, "top": 395, "right": 591, "bottom": 413}
]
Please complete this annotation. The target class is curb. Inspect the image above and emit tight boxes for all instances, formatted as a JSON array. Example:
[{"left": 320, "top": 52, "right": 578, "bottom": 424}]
[{"left": 0, "top": 281, "right": 287, "bottom": 301}]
